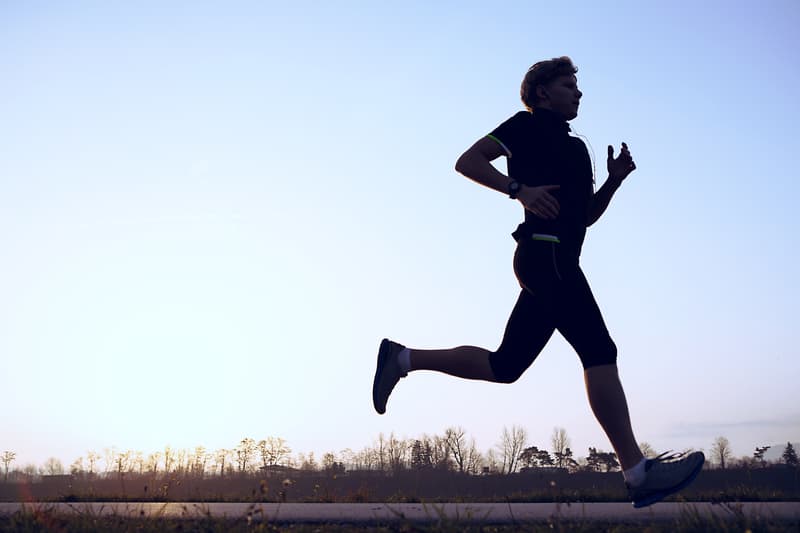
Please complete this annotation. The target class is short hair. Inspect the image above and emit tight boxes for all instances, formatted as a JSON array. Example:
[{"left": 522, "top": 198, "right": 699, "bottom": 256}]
[{"left": 520, "top": 56, "right": 578, "bottom": 111}]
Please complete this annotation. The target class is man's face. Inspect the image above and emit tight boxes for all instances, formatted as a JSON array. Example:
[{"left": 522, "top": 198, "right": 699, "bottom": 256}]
[{"left": 538, "top": 74, "right": 582, "bottom": 120}]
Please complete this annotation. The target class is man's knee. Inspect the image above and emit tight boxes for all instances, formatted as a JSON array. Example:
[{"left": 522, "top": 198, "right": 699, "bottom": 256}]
[
  {"left": 581, "top": 339, "right": 617, "bottom": 369},
  {"left": 488, "top": 351, "right": 530, "bottom": 384}
]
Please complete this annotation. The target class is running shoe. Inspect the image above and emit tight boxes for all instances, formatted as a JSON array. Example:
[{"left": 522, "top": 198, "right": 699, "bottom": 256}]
[
  {"left": 628, "top": 451, "right": 705, "bottom": 508},
  {"left": 372, "top": 339, "right": 407, "bottom": 415}
]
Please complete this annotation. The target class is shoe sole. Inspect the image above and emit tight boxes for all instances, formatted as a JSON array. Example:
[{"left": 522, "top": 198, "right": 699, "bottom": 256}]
[
  {"left": 372, "top": 339, "right": 393, "bottom": 415},
  {"left": 632, "top": 454, "right": 705, "bottom": 508}
]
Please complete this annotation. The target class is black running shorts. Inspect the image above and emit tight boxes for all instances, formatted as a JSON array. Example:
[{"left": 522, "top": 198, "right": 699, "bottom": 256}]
[{"left": 488, "top": 238, "right": 617, "bottom": 382}]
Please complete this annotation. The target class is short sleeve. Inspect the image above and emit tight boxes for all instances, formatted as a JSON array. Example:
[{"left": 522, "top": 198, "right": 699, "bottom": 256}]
[{"left": 487, "top": 111, "right": 531, "bottom": 158}]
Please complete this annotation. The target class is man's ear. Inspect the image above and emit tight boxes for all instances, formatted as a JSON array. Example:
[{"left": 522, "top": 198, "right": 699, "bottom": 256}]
[{"left": 535, "top": 84, "right": 549, "bottom": 103}]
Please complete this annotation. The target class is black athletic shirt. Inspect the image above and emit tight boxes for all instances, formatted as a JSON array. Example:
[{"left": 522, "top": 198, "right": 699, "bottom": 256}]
[{"left": 488, "top": 108, "right": 594, "bottom": 256}]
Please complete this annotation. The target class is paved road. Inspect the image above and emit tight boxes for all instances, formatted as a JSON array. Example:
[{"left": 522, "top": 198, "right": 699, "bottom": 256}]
[{"left": 0, "top": 502, "right": 798, "bottom": 523}]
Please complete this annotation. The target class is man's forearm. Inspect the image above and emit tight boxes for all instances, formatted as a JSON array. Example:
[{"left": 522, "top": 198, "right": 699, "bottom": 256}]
[
  {"left": 455, "top": 151, "right": 511, "bottom": 196},
  {"left": 587, "top": 175, "right": 623, "bottom": 226}
]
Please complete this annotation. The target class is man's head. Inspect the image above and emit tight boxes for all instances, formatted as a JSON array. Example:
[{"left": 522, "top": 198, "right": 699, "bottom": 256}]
[{"left": 521, "top": 56, "right": 582, "bottom": 120}]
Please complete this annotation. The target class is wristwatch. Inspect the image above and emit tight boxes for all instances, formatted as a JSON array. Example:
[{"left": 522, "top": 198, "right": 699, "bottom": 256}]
[{"left": 508, "top": 179, "right": 521, "bottom": 199}]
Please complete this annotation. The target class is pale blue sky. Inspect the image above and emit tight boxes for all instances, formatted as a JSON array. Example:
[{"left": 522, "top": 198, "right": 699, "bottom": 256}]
[{"left": 1, "top": 1, "right": 798, "bottom": 469}]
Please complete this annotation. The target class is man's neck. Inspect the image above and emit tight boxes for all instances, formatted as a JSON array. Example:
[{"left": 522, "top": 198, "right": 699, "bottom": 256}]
[{"left": 534, "top": 106, "right": 566, "bottom": 121}]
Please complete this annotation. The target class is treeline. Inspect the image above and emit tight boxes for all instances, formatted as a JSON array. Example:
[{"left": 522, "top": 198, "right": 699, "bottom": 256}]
[{"left": 1, "top": 428, "right": 798, "bottom": 484}]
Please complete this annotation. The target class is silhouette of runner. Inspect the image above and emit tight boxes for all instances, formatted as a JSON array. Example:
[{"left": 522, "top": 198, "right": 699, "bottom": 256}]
[{"left": 372, "top": 57, "right": 704, "bottom": 508}]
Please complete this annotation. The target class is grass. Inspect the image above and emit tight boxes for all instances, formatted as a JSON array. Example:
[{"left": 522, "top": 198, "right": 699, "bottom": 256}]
[{"left": 0, "top": 503, "right": 798, "bottom": 533}]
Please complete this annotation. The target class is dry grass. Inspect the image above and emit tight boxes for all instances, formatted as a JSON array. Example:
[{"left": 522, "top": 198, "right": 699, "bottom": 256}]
[{"left": 0, "top": 503, "right": 798, "bottom": 533}]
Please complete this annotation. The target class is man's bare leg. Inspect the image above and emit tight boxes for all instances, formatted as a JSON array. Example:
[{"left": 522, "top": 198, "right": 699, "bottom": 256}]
[
  {"left": 410, "top": 346, "right": 496, "bottom": 381},
  {"left": 584, "top": 364, "right": 644, "bottom": 470}
]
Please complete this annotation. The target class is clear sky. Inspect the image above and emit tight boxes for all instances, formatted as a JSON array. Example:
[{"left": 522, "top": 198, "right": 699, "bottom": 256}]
[{"left": 1, "top": 1, "right": 798, "bottom": 470}]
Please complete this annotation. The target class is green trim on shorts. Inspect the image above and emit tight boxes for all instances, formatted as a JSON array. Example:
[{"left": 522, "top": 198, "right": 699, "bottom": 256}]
[{"left": 531, "top": 233, "right": 560, "bottom": 243}]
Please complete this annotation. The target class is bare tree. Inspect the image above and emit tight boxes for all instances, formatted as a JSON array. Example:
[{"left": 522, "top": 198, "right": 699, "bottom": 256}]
[
  {"left": 42, "top": 457, "right": 64, "bottom": 476},
  {"left": 103, "top": 447, "right": 117, "bottom": 474},
  {"left": 711, "top": 436, "right": 733, "bottom": 469},
  {"left": 339, "top": 448, "right": 356, "bottom": 471},
  {"left": 1, "top": 451, "right": 15, "bottom": 482},
  {"left": 257, "top": 437, "right": 291, "bottom": 469},
  {"left": 465, "top": 438, "right": 483, "bottom": 475},
  {"left": 445, "top": 427, "right": 469, "bottom": 473},
  {"left": 213, "top": 449, "right": 229, "bottom": 477},
  {"left": 70, "top": 457, "right": 84, "bottom": 477},
  {"left": 639, "top": 442, "right": 657, "bottom": 458},
  {"left": 430, "top": 435, "right": 452, "bottom": 470},
  {"left": 483, "top": 449, "right": 500, "bottom": 474},
  {"left": 236, "top": 438, "right": 257, "bottom": 474},
  {"left": 350, "top": 447, "right": 365, "bottom": 470},
  {"left": 191, "top": 446, "right": 207, "bottom": 478},
  {"left": 371, "top": 435, "right": 382, "bottom": 472},
  {"left": 174, "top": 448, "right": 188, "bottom": 475},
  {"left": 403, "top": 433, "right": 451, "bottom": 471},
  {"left": 163, "top": 446, "right": 176, "bottom": 474},
  {"left": 146, "top": 452, "right": 162, "bottom": 475},
  {"left": 375, "top": 433, "right": 388, "bottom": 472},
  {"left": 386, "top": 432, "right": 408, "bottom": 473},
  {"left": 354, "top": 445, "right": 376, "bottom": 471},
  {"left": 115, "top": 450, "right": 132, "bottom": 478},
  {"left": 86, "top": 451, "right": 100, "bottom": 476},
  {"left": 133, "top": 451, "right": 145, "bottom": 475},
  {"left": 299, "top": 451, "right": 318, "bottom": 471},
  {"left": 274, "top": 437, "right": 292, "bottom": 466},
  {"left": 498, "top": 425, "right": 528, "bottom": 474},
  {"left": 551, "top": 427, "right": 571, "bottom": 468},
  {"left": 318, "top": 451, "right": 344, "bottom": 474},
  {"left": 322, "top": 452, "right": 336, "bottom": 470}
]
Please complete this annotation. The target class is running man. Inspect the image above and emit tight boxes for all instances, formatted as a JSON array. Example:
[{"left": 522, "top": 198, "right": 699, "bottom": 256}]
[{"left": 372, "top": 57, "right": 704, "bottom": 508}]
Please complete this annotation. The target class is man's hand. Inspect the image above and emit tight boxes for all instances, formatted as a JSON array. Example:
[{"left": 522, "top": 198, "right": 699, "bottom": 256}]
[
  {"left": 607, "top": 142, "right": 637, "bottom": 182},
  {"left": 517, "top": 184, "right": 561, "bottom": 220}
]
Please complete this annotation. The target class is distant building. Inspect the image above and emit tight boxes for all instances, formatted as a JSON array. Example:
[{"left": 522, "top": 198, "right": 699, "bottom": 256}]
[{"left": 258, "top": 465, "right": 298, "bottom": 477}]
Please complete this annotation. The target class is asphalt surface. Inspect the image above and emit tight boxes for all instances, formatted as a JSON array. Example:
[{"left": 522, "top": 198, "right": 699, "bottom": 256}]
[{"left": 0, "top": 502, "right": 798, "bottom": 523}]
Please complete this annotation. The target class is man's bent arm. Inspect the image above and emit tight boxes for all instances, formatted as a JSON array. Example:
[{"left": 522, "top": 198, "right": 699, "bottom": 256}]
[
  {"left": 587, "top": 175, "right": 623, "bottom": 226},
  {"left": 455, "top": 136, "right": 511, "bottom": 194},
  {"left": 589, "top": 142, "right": 637, "bottom": 225},
  {"left": 457, "top": 136, "right": 563, "bottom": 220}
]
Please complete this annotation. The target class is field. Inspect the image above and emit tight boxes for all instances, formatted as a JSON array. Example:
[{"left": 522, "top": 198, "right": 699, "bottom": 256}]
[
  {"left": 1, "top": 502, "right": 799, "bottom": 532},
  {"left": 2, "top": 467, "right": 798, "bottom": 531},
  {"left": 2, "top": 467, "right": 798, "bottom": 504}
]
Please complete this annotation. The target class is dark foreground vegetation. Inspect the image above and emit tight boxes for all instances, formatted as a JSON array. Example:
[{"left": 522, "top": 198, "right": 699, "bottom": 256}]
[
  {"left": 1, "top": 466, "right": 798, "bottom": 504},
  {"left": 1, "top": 504, "right": 799, "bottom": 533}
]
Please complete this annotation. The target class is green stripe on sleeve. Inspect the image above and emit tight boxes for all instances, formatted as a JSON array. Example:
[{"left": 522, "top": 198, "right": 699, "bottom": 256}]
[{"left": 487, "top": 134, "right": 511, "bottom": 157}]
